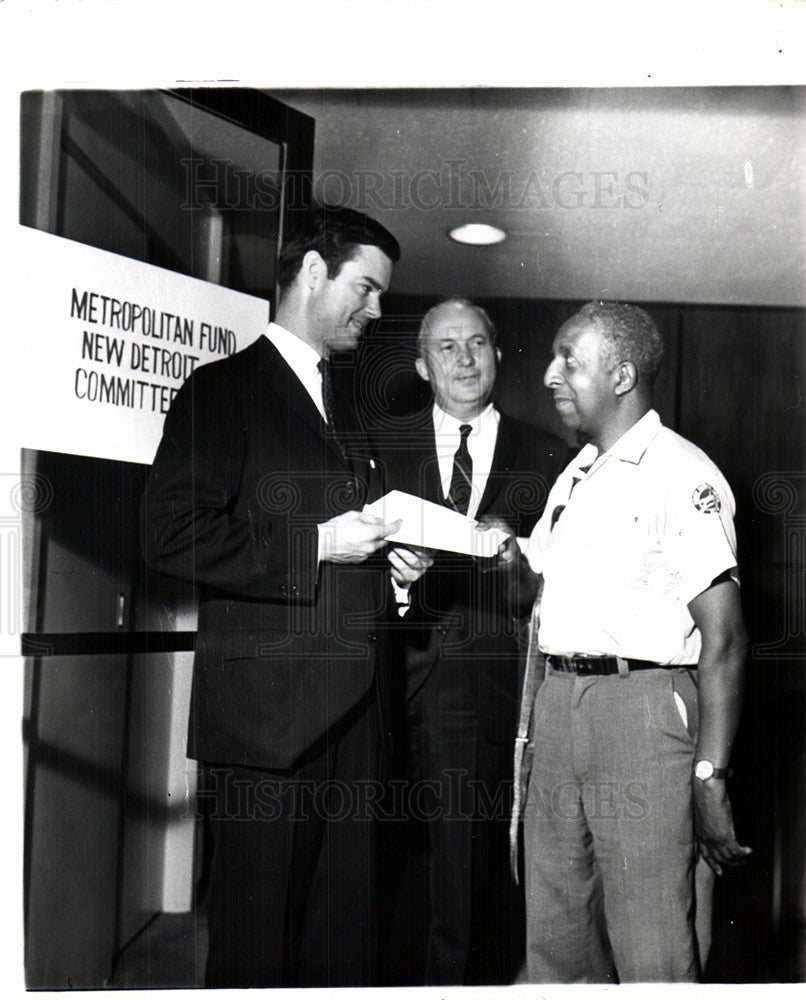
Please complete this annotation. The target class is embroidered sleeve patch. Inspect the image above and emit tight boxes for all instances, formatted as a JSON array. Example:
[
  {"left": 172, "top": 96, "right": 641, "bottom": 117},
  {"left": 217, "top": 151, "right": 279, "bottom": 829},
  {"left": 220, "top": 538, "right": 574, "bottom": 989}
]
[{"left": 692, "top": 483, "right": 721, "bottom": 514}]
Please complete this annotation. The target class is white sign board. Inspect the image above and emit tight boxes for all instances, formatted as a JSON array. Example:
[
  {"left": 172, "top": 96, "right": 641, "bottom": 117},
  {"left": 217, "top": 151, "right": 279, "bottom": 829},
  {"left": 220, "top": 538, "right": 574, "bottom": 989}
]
[{"left": 16, "top": 225, "right": 269, "bottom": 465}]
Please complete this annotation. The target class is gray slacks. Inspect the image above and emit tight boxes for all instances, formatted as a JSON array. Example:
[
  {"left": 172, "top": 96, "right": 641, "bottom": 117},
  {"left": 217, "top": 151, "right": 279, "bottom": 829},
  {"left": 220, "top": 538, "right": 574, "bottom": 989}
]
[{"left": 523, "top": 665, "right": 707, "bottom": 983}]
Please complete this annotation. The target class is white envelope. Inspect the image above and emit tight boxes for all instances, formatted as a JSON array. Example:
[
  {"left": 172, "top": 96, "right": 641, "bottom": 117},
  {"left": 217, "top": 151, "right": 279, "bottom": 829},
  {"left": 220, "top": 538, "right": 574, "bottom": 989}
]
[{"left": 363, "top": 489, "right": 509, "bottom": 558}]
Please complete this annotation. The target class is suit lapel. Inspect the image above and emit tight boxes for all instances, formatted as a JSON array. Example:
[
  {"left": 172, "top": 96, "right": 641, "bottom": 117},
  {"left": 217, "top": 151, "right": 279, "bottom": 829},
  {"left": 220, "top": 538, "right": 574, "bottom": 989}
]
[
  {"left": 422, "top": 418, "right": 446, "bottom": 504},
  {"left": 259, "top": 336, "right": 355, "bottom": 470},
  {"left": 399, "top": 412, "right": 444, "bottom": 505},
  {"left": 476, "top": 412, "right": 514, "bottom": 517}
]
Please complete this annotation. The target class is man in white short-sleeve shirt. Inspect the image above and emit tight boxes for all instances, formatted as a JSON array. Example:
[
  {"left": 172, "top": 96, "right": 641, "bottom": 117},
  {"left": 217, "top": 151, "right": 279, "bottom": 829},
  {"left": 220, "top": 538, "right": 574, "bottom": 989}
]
[{"left": 515, "top": 301, "right": 751, "bottom": 983}]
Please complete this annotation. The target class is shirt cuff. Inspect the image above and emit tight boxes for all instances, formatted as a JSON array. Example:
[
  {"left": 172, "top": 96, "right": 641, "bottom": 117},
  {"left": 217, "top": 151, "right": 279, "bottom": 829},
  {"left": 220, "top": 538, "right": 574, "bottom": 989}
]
[{"left": 391, "top": 575, "right": 412, "bottom": 617}]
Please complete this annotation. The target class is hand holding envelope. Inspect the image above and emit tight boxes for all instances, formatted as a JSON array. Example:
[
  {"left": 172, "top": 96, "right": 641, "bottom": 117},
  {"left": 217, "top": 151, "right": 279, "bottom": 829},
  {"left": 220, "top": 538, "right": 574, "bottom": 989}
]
[
  {"left": 387, "top": 544, "right": 434, "bottom": 587},
  {"left": 363, "top": 490, "right": 511, "bottom": 559}
]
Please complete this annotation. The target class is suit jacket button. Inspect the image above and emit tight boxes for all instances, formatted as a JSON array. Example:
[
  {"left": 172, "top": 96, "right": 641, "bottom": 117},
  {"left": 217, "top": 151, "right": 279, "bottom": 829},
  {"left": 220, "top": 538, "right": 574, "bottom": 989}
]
[{"left": 279, "top": 584, "right": 287, "bottom": 596}]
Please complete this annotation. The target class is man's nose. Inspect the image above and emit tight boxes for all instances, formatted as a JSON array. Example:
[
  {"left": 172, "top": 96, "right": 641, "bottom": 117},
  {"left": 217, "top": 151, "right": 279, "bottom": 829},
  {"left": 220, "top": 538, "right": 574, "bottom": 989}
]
[
  {"left": 364, "top": 293, "right": 382, "bottom": 320},
  {"left": 544, "top": 357, "right": 562, "bottom": 388},
  {"left": 456, "top": 343, "right": 475, "bottom": 366}
]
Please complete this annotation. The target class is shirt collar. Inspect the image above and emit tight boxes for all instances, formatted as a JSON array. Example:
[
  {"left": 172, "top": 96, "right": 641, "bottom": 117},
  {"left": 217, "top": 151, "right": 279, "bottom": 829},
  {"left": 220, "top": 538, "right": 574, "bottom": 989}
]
[
  {"left": 607, "top": 409, "right": 663, "bottom": 464},
  {"left": 571, "top": 409, "right": 662, "bottom": 478},
  {"left": 432, "top": 401, "right": 498, "bottom": 437},
  {"left": 267, "top": 321, "right": 322, "bottom": 373}
]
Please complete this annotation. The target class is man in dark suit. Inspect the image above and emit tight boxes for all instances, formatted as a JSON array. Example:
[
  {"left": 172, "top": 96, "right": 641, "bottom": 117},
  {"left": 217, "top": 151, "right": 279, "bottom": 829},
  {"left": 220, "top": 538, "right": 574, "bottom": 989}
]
[
  {"left": 375, "top": 299, "right": 567, "bottom": 985},
  {"left": 140, "top": 207, "right": 430, "bottom": 988}
]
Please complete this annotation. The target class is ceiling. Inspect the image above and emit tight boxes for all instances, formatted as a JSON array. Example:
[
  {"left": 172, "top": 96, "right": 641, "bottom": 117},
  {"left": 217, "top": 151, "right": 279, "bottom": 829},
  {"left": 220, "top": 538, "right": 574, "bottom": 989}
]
[{"left": 270, "top": 87, "right": 806, "bottom": 307}]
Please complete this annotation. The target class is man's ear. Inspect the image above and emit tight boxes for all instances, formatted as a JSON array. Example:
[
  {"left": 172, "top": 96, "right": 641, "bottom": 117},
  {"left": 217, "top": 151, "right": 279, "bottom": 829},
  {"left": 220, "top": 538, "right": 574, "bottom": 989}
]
[
  {"left": 415, "top": 356, "right": 430, "bottom": 383},
  {"left": 300, "top": 250, "right": 327, "bottom": 290},
  {"left": 614, "top": 360, "right": 637, "bottom": 396}
]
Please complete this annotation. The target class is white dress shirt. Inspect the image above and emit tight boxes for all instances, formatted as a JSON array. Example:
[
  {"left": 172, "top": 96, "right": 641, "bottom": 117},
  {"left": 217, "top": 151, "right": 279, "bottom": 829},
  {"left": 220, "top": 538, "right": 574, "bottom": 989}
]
[
  {"left": 392, "top": 402, "right": 501, "bottom": 615},
  {"left": 267, "top": 321, "right": 326, "bottom": 421}
]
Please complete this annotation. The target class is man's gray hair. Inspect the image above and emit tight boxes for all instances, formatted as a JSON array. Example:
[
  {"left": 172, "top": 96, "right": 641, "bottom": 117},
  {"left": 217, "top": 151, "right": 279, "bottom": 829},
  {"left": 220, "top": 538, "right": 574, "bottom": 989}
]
[
  {"left": 418, "top": 298, "right": 497, "bottom": 351},
  {"left": 577, "top": 300, "right": 664, "bottom": 385}
]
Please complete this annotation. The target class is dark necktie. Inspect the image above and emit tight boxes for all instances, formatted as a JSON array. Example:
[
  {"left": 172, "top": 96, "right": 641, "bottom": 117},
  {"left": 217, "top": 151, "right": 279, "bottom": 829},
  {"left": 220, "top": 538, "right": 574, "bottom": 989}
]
[
  {"left": 448, "top": 423, "right": 473, "bottom": 515},
  {"left": 317, "top": 357, "right": 349, "bottom": 463},
  {"left": 550, "top": 463, "right": 591, "bottom": 530}
]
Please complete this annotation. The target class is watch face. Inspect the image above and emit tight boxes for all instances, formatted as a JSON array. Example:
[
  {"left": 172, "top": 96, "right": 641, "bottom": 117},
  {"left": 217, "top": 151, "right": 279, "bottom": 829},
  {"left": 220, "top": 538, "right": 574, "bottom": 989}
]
[{"left": 695, "top": 760, "right": 715, "bottom": 780}]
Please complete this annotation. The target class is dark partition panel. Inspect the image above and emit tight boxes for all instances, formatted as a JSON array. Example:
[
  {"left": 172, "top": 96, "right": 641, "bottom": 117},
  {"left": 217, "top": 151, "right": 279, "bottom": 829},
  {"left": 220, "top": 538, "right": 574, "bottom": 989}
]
[{"left": 677, "top": 305, "right": 806, "bottom": 981}]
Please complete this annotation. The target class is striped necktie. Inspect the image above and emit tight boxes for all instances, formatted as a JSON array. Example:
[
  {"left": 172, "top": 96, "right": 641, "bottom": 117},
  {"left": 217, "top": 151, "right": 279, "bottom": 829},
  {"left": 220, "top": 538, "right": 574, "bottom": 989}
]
[{"left": 447, "top": 423, "right": 473, "bottom": 514}]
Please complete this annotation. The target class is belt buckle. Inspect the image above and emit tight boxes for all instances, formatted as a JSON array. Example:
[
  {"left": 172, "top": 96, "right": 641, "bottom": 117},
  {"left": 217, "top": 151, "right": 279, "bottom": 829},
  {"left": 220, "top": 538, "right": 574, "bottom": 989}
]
[
  {"left": 548, "top": 655, "right": 573, "bottom": 674},
  {"left": 575, "top": 655, "right": 621, "bottom": 676}
]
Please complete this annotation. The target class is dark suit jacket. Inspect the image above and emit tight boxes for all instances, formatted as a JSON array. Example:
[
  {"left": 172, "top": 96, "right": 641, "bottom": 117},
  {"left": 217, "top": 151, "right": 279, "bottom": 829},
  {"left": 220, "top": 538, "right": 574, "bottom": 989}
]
[
  {"left": 373, "top": 409, "right": 567, "bottom": 743},
  {"left": 141, "top": 335, "right": 388, "bottom": 770}
]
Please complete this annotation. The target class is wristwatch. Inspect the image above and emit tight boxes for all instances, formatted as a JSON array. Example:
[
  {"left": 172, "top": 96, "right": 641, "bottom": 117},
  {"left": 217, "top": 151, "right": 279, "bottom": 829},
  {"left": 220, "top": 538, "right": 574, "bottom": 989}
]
[{"left": 694, "top": 760, "right": 731, "bottom": 781}]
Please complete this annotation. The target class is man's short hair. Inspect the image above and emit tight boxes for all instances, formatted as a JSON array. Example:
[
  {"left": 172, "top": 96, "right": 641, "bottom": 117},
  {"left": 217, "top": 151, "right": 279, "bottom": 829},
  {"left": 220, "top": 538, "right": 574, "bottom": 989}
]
[
  {"left": 277, "top": 205, "right": 401, "bottom": 291},
  {"left": 577, "top": 300, "right": 664, "bottom": 385},
  {"left": 417, "top": 298, "right": 497, "bottom": 352}
]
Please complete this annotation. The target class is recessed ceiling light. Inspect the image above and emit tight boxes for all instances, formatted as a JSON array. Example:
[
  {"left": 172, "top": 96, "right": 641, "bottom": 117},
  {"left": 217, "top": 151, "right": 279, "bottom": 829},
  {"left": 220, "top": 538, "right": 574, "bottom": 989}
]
[{"left": 448, "top": 223, "right": 507, "bottom": 246}]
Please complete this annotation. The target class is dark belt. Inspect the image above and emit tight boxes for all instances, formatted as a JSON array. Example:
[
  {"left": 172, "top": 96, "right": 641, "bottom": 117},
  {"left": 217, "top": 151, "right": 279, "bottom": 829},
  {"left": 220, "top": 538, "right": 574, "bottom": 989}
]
[{"left": 546, "top": 654, "right": 690, "bottom": 676}]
